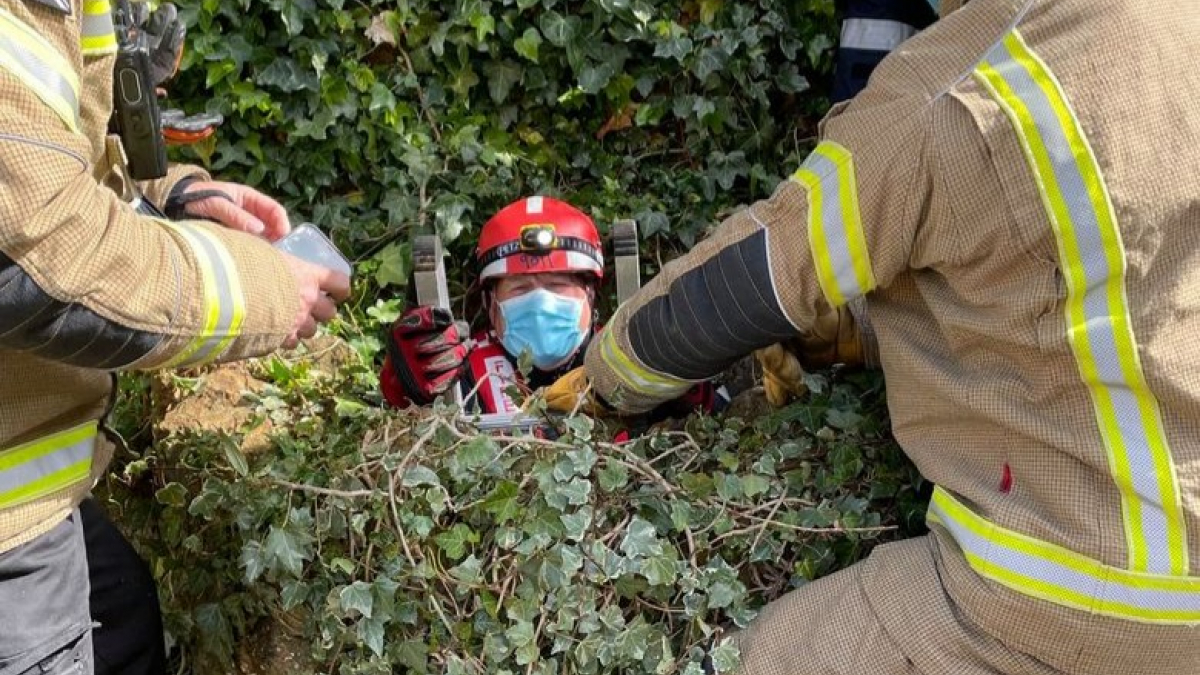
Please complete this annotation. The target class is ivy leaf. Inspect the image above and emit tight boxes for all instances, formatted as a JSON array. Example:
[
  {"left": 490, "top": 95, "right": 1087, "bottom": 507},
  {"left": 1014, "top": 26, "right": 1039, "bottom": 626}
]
[
  {"left": 706, "top": 580, "right": 739, "bottom": 609},
  {"left": 619, "top": 518, "right": 663, "bottom": 559},
  {"left": 545, "top": 477, "right": 592, "bottom": 511},
  {"left": 263, "top": 525, "right": 312, "bottom": 578},
  {"left": 483, "top": 60, "right": 522, "bottom": 104},
  {"left": 456, "top": 435, "right": 498, "bottom": 471},
  {"left": 373, "top": 242, "right": 410, "bottom": 289},
  {"left": 708, "top": 638, "right": 741, "bottom": 673},
  {"left": 597, "top": 462, "right": 629, "bottom": 492},
  {"left": 539, "top": 11, "right": 577, "bottom": 46},
  {"left": 740, "top": 474, "right": 770, "bottom": 498},
  {"left": 358, "top": 615, "right": 386, "bottom": 657},
  {"left": 434, "top": 523, "right": 479, "bottom": 560},
  {"left": 560, "top": 506, "right": 593, "bottom": 542},
  {"left": 716, "top": 474, "right": 742, "bottom": 501},
  {"left": 699, "top": 0, "right": 724, "bottom": 24},
  {"left": 240, "top": 540, "right": 266, "bottom": 583},
  {"left": 280, "top": 580, "right": 308, "bottom": 610},
  {"left": 155, "top": 482, "right": 188, "bottom": 508},
  {"left": 221, "top": 438, "right": 249, "bottom": 478},
  {"left": 579, "top": 61, "right": 617, "bottom": 94},
  {"left": 368, "top": 81, "right": 397, "bottom": 112},
  {"left": 256, "top": 59, "right": 314, "bottom": 92},
  {"left": 775, "top": 64, "right": 810, "bottom": 94},
  {"left": 827, "top": 408, "right": 865, "bottom": 431},
  {"left": 514, "top": 27, "right": 542, "bottom": 62},
  {"left": 340, "top": 581, "right": 374, "bottom": 619},
  {"left": 693, "top": 46, "right": 727, "bottom": 82},
  {"left": 481, "top": 481, "right": 522, "bottom": 523},
  {"left": 395, "top": 639, "right": 429, "bottom": 675},
  {"left": 279, "top": 0, "right": 313, "bottom": 37},
  {"left": 402, "top": 465, "right": 441, "bottom": 488},
  {"left": 642, "top": 550, "right": 678, "bottom": 586},
  {"left": 450, "top": 554, "right": 483, "bottom": 584}
]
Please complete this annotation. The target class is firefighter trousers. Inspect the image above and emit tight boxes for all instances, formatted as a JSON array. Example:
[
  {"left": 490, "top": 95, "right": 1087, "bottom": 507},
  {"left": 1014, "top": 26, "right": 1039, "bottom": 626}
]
[
  {"left": 0, "top": 500, "right": 164, "bottom": 675},
  {"left": 728, "top": 534, "right": 1200, "bottom": 675}
]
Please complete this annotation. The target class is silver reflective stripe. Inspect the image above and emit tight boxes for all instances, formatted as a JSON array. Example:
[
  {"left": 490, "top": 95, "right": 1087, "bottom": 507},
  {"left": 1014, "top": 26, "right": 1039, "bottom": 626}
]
[
  {"left": 791, "top": 142, "right": 876, "bottom": 307},
  {"left": 0, "top": 440, "right": 92, "bottom": 496},
  {"left": 803, "top": 151, "right": 862, "bottom": 302},
  {"left": 840, "top": 18, "right": 916, "bottom": 52},
  {"left": 929, "top": 488, "right": 1200, "bottom": 624},
  {"left": 180, "top": 224, "right": 241, "bottom": 365},
  {"left": 0, "top": 26, "right": 80, "bottom": 129},
  {"left": 81, "top": 0, "right": 117, "bottom": 55},
  {"left": 0, "top": 424, "right": 95, "bottom": 508},
  {"left": 976, "top": 30, "right": 1186, "bottom": 575},
  {"left": 157, "top": 220, "right": 247, "bottom": 368},
  {"left": 81, "top": 11, "right": 114, "bottom": 41}
]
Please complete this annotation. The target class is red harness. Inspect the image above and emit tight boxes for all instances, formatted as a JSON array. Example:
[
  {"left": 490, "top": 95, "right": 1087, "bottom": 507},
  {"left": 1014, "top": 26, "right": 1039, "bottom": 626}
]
[{"left": 463, "top": 333, "right": 523, "bottom": 414}]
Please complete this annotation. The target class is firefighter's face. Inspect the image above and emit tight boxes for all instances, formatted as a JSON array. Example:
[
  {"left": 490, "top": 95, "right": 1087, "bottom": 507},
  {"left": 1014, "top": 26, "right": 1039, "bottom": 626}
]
[{"left": 489, "top": 273, "right": 593, "bottom": 340}]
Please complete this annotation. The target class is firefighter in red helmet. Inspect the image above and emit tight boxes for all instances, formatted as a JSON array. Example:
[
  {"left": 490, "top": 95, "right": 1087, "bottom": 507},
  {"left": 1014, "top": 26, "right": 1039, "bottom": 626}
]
[{"left": 380, "top": 196, "right": 719, "bottom": 417}]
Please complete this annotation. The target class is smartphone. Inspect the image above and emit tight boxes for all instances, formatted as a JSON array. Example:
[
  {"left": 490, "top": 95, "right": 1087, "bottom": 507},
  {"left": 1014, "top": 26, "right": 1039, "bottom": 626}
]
[{"left": 274, "top": 223, "right": 352, "bottom": 278}]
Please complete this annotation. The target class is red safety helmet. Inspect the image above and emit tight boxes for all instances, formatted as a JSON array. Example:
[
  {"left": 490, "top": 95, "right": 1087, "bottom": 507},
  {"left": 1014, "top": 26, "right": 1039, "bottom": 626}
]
[{"left": 475, "top": 196, "right": 604, "bottom": 283}]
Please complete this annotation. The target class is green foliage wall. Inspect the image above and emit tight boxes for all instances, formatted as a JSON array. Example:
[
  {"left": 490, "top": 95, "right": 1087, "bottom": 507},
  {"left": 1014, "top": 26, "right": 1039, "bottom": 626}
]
[{"left": 169, "top": 0, "right": 839, "bottom": 298}]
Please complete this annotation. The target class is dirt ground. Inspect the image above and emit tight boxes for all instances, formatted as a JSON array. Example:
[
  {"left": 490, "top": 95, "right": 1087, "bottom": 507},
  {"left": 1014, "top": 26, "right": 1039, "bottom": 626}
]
[{"left": 153, "top": 335, "right": 358, "bottom": 455}]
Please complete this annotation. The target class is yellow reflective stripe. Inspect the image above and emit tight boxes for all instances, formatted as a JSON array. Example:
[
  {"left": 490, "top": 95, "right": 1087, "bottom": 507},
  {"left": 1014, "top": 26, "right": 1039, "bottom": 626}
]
[
  {"left": 186, "top": 225, "right": 247, "bottom": 364},
  {"left": 929, "top": 488, "right": 1200, "bottom": 624},
  {"left": 975, "top": 30, "right": 1187, "bottom": 575},
  {"left": 0, "top": 7, "right": 81, "bottom": 131},
  {"left": 81, "top": 0, "right": 117, "bottom": 55},
  {"left": 158, "top": 221, "right": 247, "bottom": 368},
  {"left": 0, "top": 422, "right": 97, "bottom": 509},
  {"left": 596, "top": 325, "right": 691, "bottom": 398},
  {"left": 791, "top": 141, "right": 876, "bottom": 307}
]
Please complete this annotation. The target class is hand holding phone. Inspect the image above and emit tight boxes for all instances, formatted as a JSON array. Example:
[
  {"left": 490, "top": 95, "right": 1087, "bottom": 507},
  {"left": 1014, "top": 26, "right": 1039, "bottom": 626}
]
[{"left": 274, "top": 223, "right": 352, "bottom": 347}]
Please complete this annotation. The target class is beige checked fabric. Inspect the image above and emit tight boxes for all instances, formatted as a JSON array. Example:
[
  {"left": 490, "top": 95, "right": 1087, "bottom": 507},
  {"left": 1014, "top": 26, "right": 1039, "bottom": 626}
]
[
  {"left": 588, "top": 0, "right": 1200, "bottom": 671},
  {"left": 0, "top": 0, "right": 300, "bottom": 552}
]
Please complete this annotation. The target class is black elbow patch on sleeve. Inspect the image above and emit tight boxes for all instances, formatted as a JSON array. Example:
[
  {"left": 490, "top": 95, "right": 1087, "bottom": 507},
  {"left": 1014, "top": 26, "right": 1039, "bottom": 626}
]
[
  {"left": 0, "top": 253, "right": 163, "bottom": 368},
  {"left": 627, "top": 230, "right": 799, "bottom": 380}
]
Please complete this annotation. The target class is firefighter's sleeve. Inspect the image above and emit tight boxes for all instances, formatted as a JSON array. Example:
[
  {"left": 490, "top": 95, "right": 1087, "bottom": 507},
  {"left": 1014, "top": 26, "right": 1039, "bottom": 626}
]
[
  {"left": 585, "top": 60, "right": 935, "bottom": 414},
  {"left": 0, "top": 4, "right": 299, "bottom": 370},
  {"left": 139, "top": 162, "right": 211, "bottom": 208}
]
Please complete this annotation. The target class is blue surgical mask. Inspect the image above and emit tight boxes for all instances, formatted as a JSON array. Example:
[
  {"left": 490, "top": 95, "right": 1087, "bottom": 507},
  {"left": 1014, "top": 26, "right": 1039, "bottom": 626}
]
[{"left": 498, "top": 288, "right": 587, "bottom": 371}]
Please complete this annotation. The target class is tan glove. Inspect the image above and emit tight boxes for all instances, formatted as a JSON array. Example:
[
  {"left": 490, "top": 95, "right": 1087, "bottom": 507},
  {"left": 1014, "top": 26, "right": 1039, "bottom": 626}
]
[
  {"left": 794, "top": 300, "right": 874, "bottom": 370},
  {"left": 543, "top": 367, "right": 614, "bottom": 417},
  {"left": 756, "top": 343, "right": 808, "bottom": 407},
  {"left": 755, "top": 300, "right": 877, "bottom": 407}
]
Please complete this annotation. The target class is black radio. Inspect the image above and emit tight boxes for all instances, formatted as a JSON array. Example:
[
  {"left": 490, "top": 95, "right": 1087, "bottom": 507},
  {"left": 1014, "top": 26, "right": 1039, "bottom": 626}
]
[{"left": 110, "top": 1, "right": 167, "bottom": 181}]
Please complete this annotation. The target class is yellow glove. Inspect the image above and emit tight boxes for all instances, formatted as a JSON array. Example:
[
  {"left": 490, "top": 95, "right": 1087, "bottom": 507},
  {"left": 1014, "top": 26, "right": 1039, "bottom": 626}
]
[
  {"left": 795, "top": 301, "right": 873, "bottom": 370},
  {"left": 755, "top": 343, "right": 808, "bottom": 407},
  {"left": 756, "top": 301, "right": 877, "bottom": 408},
  {"left": 543, "top": 367, "right": 614, "bottom": 417}
]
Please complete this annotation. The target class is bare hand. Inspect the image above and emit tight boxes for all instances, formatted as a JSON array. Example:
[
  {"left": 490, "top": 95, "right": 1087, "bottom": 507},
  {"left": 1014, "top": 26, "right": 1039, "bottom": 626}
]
[
  {"left": 282, "top": 253, "right": 351, "bottom": 349},
  {"left": 180, "top": 180, "right": 291, "bottom": 241}
]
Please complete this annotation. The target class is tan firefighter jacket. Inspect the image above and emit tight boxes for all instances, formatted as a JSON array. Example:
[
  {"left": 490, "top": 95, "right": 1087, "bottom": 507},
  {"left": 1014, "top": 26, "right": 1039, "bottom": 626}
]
[
  {"left": 588, "top": 0, "right": 1200, "bottom": 630},
  {"left": 0, "top": 0, "right": 301, "bottom": 553}
]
